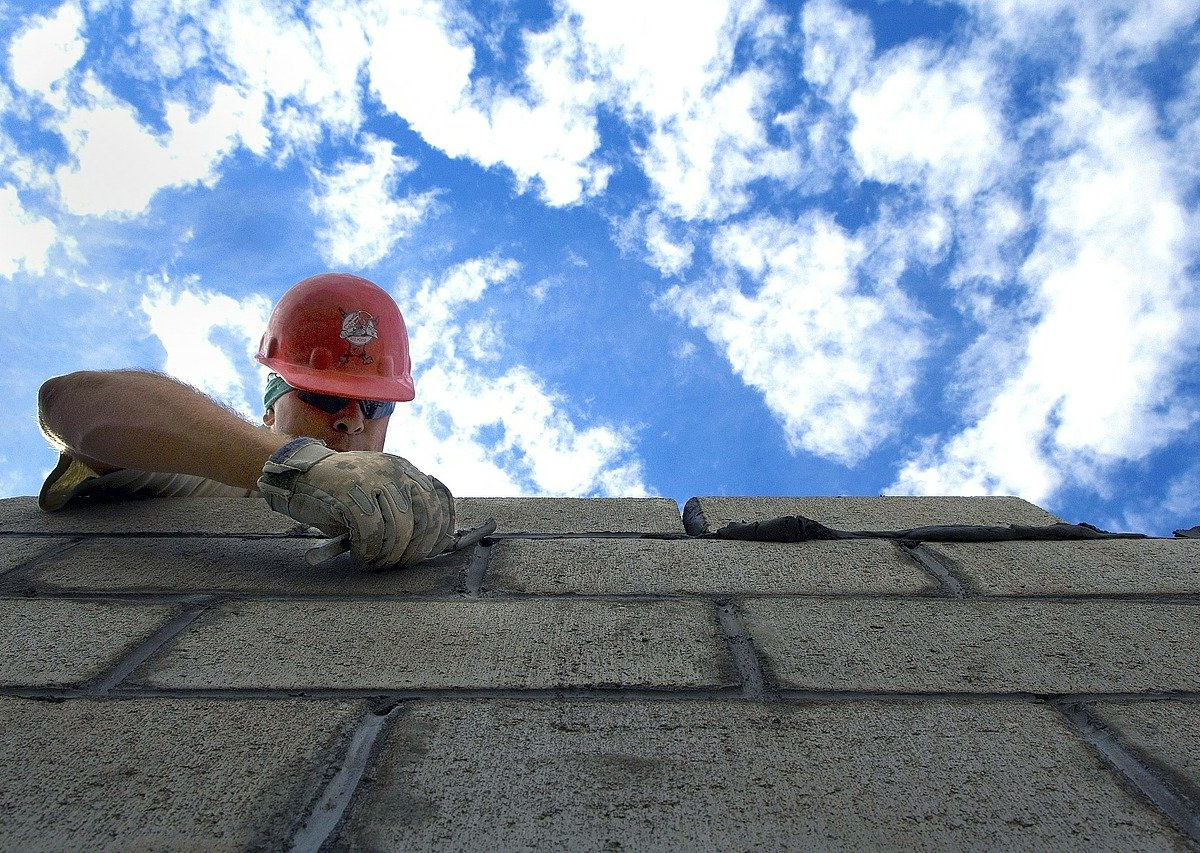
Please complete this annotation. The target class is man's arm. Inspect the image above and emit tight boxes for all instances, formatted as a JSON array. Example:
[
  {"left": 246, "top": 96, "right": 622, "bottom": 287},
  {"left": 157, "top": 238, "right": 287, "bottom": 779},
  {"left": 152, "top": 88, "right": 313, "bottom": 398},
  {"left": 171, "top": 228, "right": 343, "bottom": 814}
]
[{"left": 38, "top": 370, "right": 288, "bottom": 492}]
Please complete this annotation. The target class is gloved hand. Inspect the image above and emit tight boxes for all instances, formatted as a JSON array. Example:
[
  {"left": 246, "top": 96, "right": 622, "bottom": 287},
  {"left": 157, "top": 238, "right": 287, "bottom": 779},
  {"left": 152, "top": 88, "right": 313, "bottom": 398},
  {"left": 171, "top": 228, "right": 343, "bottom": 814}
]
[{"left": 257, "top": 437, "right": 456, "bottom": 568}]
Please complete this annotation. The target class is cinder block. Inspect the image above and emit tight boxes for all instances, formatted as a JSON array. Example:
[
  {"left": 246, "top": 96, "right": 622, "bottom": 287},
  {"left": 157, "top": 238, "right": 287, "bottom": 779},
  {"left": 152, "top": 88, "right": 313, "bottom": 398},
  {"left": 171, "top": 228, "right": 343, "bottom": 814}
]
[
  {"left": 131, "top": 599, "right": 733, "bottom": 690},
  {"left": 0, "top": 537, "right": 73, "bottom": 575},
  {"left": 27, "top": 536, "right": 470, "bottom": 595},
  {"left": 1089, "top": 700, "right": 1200, "bottom": 794},
  {"left": 927, "top": 540, "right": 1200, "bottom": 595},
  {"left": 0, "top": 599, "right": 177, "bottom": 687},
  {"left": 0, "top": 496, "right": 304, "bottom": 535},
  {"left": 2, "top": 494, "right": 687, "bottom": 537},
  {"left": 683, "top": 496, "right": 1062, "bottom": 534},
  {"left": 739, "top": 598, "right": 1200, "bottom": 693},
  {"left": 456, "top": 497, "right": 684, "bottom": 534},
  {"left": 0, "top": 697, "right": 363, "bottom": 849},
  {"left": 489, "top": 538, "right": 936, "bottom": 595},
  {"left": 336, "top": 699, "right": 1184, "bottom": 850}
]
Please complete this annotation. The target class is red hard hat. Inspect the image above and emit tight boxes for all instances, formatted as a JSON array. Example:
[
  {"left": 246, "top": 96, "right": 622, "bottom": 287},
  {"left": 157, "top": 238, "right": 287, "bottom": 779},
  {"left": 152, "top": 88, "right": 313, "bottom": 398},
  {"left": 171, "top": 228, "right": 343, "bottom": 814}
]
[{"left": 255, "top": 273, "right": 415, "bottom": 401}]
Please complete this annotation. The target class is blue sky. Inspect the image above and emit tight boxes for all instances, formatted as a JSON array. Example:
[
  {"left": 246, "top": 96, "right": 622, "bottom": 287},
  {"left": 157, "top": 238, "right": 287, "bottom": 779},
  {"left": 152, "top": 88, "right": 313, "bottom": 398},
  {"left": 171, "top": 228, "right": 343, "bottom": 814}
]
[{"left": 2, "top": 0, "right": 1199, "bottom": 534}]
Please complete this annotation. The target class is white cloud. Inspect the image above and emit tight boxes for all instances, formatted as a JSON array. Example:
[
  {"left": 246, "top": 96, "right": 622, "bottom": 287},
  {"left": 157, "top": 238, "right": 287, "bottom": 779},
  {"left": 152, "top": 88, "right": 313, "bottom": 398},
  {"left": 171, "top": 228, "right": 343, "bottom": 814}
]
[
  {"left": 365, "top": 0, "right": 608, "bottom": 206},
  {"left": 618, "top": 208, "right": 695, "bottom": 276},
  {"left": 893, "top": 77, "right": 1200, "bottom": 503},
  {"left": 1164, "top": 465, "right": 1200, "bottom": 520},
  {"left": 309, "top": 135, "right": 440, "bottom": 268},
  {"left": 847, "top": 45, "right": 1009, "bottom": 205},
  {"left": 666, "top": 212, "right": 929, "bottom": 464},
  {"left": 644, "top": 214, "right": 695, "bottom": 276},
  {"left": 801, "top": 0, "right": 873, "bottom": 101},
  {"left": 803, "top": 0, "right": 1013, "bottom": 210},
  {"left": 140, "top": 277, "right": 272, "bottom": 415},
  {"left": 464, "top": 319, "right": 501, "bottom": 362},
  {"left": 0, "top": 454, "right": 27, "bottom": 498},
  {"left": 568, "top": 0, "right": 799, "bottom": 221},
  {"left": 0, "top": 186, "right": 56, "bottom": 278},
  {"left": 958, "top": 0, "right": 1200, "bottom": 62},
  {"left": 673, "top": 340, "right": 697, "bottom": 360},
  {"left": 7, "top": 1, "right": 85, "bottom": 104},
  {"left": 128, "top": 0, "right": 367, "bottom": 134},
  {"left": 385, "top": 258, "right": 650, "bottom": 497},
  {"left": 52, "top": 74, "right": 266, "bottom": 217}
]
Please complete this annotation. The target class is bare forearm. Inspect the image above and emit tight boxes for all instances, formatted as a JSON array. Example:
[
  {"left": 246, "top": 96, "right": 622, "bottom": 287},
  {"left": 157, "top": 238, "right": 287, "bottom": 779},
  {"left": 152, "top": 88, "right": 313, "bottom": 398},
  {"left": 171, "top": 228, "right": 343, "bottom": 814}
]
[{"left": 39, "top": 370, "right": 289, "bottom": 491}]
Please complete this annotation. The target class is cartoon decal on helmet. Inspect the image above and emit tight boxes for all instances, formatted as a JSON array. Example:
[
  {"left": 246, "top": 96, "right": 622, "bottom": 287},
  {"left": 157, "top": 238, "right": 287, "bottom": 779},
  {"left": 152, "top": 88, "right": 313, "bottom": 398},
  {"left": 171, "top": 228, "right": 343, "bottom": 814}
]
[{"left": 339, "top": 309, "right": 379, "bottom": 365}]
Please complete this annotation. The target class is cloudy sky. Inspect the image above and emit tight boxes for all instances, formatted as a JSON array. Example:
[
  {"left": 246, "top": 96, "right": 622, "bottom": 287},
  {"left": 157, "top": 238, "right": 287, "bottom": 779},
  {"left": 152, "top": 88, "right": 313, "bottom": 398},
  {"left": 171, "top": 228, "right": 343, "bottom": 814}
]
[{"left": 2, "top": 0, "right": 1198, "bottom": 534}]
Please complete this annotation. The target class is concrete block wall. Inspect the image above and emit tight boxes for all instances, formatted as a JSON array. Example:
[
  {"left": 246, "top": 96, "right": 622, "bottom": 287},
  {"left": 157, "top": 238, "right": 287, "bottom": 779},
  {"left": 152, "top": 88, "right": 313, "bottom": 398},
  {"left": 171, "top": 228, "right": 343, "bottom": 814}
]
[{"left": 0, "top": 494, "right": 1198, "bottom": 850}]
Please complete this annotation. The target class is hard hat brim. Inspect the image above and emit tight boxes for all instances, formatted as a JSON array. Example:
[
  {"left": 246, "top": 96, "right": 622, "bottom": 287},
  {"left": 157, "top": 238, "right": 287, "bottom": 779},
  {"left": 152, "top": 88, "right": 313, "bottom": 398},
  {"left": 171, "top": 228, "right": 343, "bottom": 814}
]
[{"left": 257, "top": 356, "right": 416, "bottom": 402}]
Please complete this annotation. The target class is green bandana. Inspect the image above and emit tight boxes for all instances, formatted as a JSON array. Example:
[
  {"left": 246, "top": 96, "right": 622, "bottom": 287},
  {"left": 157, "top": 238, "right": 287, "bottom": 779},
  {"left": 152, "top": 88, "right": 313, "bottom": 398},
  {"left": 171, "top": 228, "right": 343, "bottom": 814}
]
[{"left": 263, "top": 372, "right": 293, "bottom": 412}]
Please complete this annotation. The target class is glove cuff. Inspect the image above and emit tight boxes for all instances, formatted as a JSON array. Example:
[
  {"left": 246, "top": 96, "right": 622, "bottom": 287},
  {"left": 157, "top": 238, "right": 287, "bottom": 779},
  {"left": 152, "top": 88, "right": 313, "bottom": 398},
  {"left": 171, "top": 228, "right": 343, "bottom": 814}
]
[
  {"left": 266, "top": 436, "right": 329, "bottom": 468},
  {"left": 258, "top": 437, "right": 333, "bottom": 500}
]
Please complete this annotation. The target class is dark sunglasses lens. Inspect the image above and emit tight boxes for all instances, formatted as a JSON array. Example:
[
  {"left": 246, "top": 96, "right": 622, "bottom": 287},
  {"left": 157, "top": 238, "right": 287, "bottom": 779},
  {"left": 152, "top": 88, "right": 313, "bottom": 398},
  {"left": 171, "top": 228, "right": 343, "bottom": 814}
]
[
  {"left": 296, "top": 391, "right": 350, "bottom": 414},
  {"left": 297, "top": 390, "right": 395, "bottom": 419},
  {"left": 361, "top": 400, "right": 396, "bottom": 419}
]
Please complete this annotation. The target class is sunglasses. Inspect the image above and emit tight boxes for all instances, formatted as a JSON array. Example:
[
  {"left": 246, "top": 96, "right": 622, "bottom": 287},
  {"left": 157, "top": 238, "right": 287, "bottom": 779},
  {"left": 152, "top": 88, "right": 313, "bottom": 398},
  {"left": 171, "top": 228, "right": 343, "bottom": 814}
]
[{"left": 295, "top": 389, "right": 396, "bottom": 420}]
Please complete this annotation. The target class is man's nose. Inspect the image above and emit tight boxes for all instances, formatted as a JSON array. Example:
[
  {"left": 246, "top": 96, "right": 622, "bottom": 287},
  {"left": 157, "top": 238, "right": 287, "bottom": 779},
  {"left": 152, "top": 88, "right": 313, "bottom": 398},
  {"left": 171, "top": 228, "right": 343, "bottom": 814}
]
[{"left": 334, "top": 401, "right": 364, "bottom": 434}]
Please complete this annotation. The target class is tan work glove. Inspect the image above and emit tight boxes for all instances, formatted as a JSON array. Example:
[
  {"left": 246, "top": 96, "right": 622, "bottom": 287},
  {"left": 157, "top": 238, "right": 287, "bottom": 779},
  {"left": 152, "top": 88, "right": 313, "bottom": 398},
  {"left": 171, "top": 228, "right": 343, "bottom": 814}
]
[{"left": 257, "top": 437, "right": 456, "bottom": 568}]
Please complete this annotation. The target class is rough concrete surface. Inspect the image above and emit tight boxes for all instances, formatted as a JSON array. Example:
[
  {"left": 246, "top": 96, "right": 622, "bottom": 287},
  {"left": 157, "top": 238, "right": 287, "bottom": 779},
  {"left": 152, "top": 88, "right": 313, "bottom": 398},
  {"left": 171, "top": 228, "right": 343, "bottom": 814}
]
[
  {"left": 488, "top": 537, "right": 937, "bottom": 595},
  {"left": 0, "top": 697, "right": 364, "bottom": 850},
  {"left": 132, "top": 599, "right": 734, "bottom": 690},
  {"left": 24, "top": 535, "right": 470, "bottom": 595},
  {"left": 929, "top": 539, "right": 1200, "bottom": 595},
  {"left": 1089, "top": 700, "right": 1200, "bottom": 795},
  {"left": 740, "top": 598, "right": 1200, "bottom": 693},
  {"left": 0, "top": 599, "right": 176, "bottom": 687},
  {"left": 0, "top": 536, "right": 74, "bottom": 575},
  {"left": 338, "top": 699, "right": 1187, "bottom": 851},
  {"left": 4, "top": 494, "right": 1199, "bottom": 849},
  {"left": 456, "top": 496, "right": 684, "bottom": 533},
  {"left": 0, "top": 496, "right": 304, "bottom": 535},
  {"left": 684, "top": 495, "right": 1063, "bottom": 534}
]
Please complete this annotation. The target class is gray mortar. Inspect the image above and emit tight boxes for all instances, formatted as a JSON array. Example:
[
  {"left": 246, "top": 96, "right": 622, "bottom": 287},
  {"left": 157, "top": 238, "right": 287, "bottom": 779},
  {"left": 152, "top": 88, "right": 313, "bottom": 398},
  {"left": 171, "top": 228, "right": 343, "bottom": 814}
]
[
  {"left": 1087, "top": 701, "right": 1200, "bottom": 810},
  {"left": 683, "top": 495, "right": 1063, "bottom": 534},
  {"left": 335, "top": 698, "right": 1188, "bottom": 850},
  {"left": 1059, "top": 702, "right": 1200, "bottom": 845}
]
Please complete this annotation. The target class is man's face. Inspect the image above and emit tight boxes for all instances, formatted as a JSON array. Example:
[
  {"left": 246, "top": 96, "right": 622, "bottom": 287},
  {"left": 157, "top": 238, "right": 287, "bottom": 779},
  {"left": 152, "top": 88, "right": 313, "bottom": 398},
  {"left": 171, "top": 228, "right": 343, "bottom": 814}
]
[{"left": 265, "top": 391, "right": 389, "bottom": 452}]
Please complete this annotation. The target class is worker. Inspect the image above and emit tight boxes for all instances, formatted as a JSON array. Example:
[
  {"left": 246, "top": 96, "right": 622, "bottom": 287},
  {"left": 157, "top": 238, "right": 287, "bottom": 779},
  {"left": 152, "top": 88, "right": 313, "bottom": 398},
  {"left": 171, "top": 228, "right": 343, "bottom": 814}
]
[{"left": 37, "top": 272, "right": 455, "bottom": 568}]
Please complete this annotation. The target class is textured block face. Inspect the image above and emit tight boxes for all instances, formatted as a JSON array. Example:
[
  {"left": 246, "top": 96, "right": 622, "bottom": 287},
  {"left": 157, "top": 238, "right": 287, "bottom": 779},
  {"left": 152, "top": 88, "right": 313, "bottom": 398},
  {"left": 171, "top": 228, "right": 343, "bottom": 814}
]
[
  {"left": 683, "top": 495, "right": 1062, "bottom": 533},
  {"left": 25, "top": 536, "right": 470, "bottom": 595},
  {"left": 1089, "top": 701, "right": 1200, "bottom": 793},
  {"left": 0, "top": 697, "right": 363, "bottom": 850},
  {"left": 456, "top": 496, "right": 684, "bottom": 533},
  {"left": 0, "top": 536, "right": 73, "bottom": 575},
  {"left": 5, "top": 492, "right": 1200, "bottom": 850},
  {"left": 488, "top": 537, "right": 937, "bottom": 595},
  {"left": 0, "top": 496, "right": 303, "bottom": 535},
  {"left": 928, "top": 540, "right": 1200, "bottom": 594},
  {"left": 739, "top": 598, "right": 1200, "bottom": 693},
  {"left": 132, "top": 599, "right": 734, "bottom": 690},
  {"left": 337, "top": 699, "right": 1185, "bottom": 851},
  {"left": 0, "top": 599, "right": 176, "bottom": 687}
]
